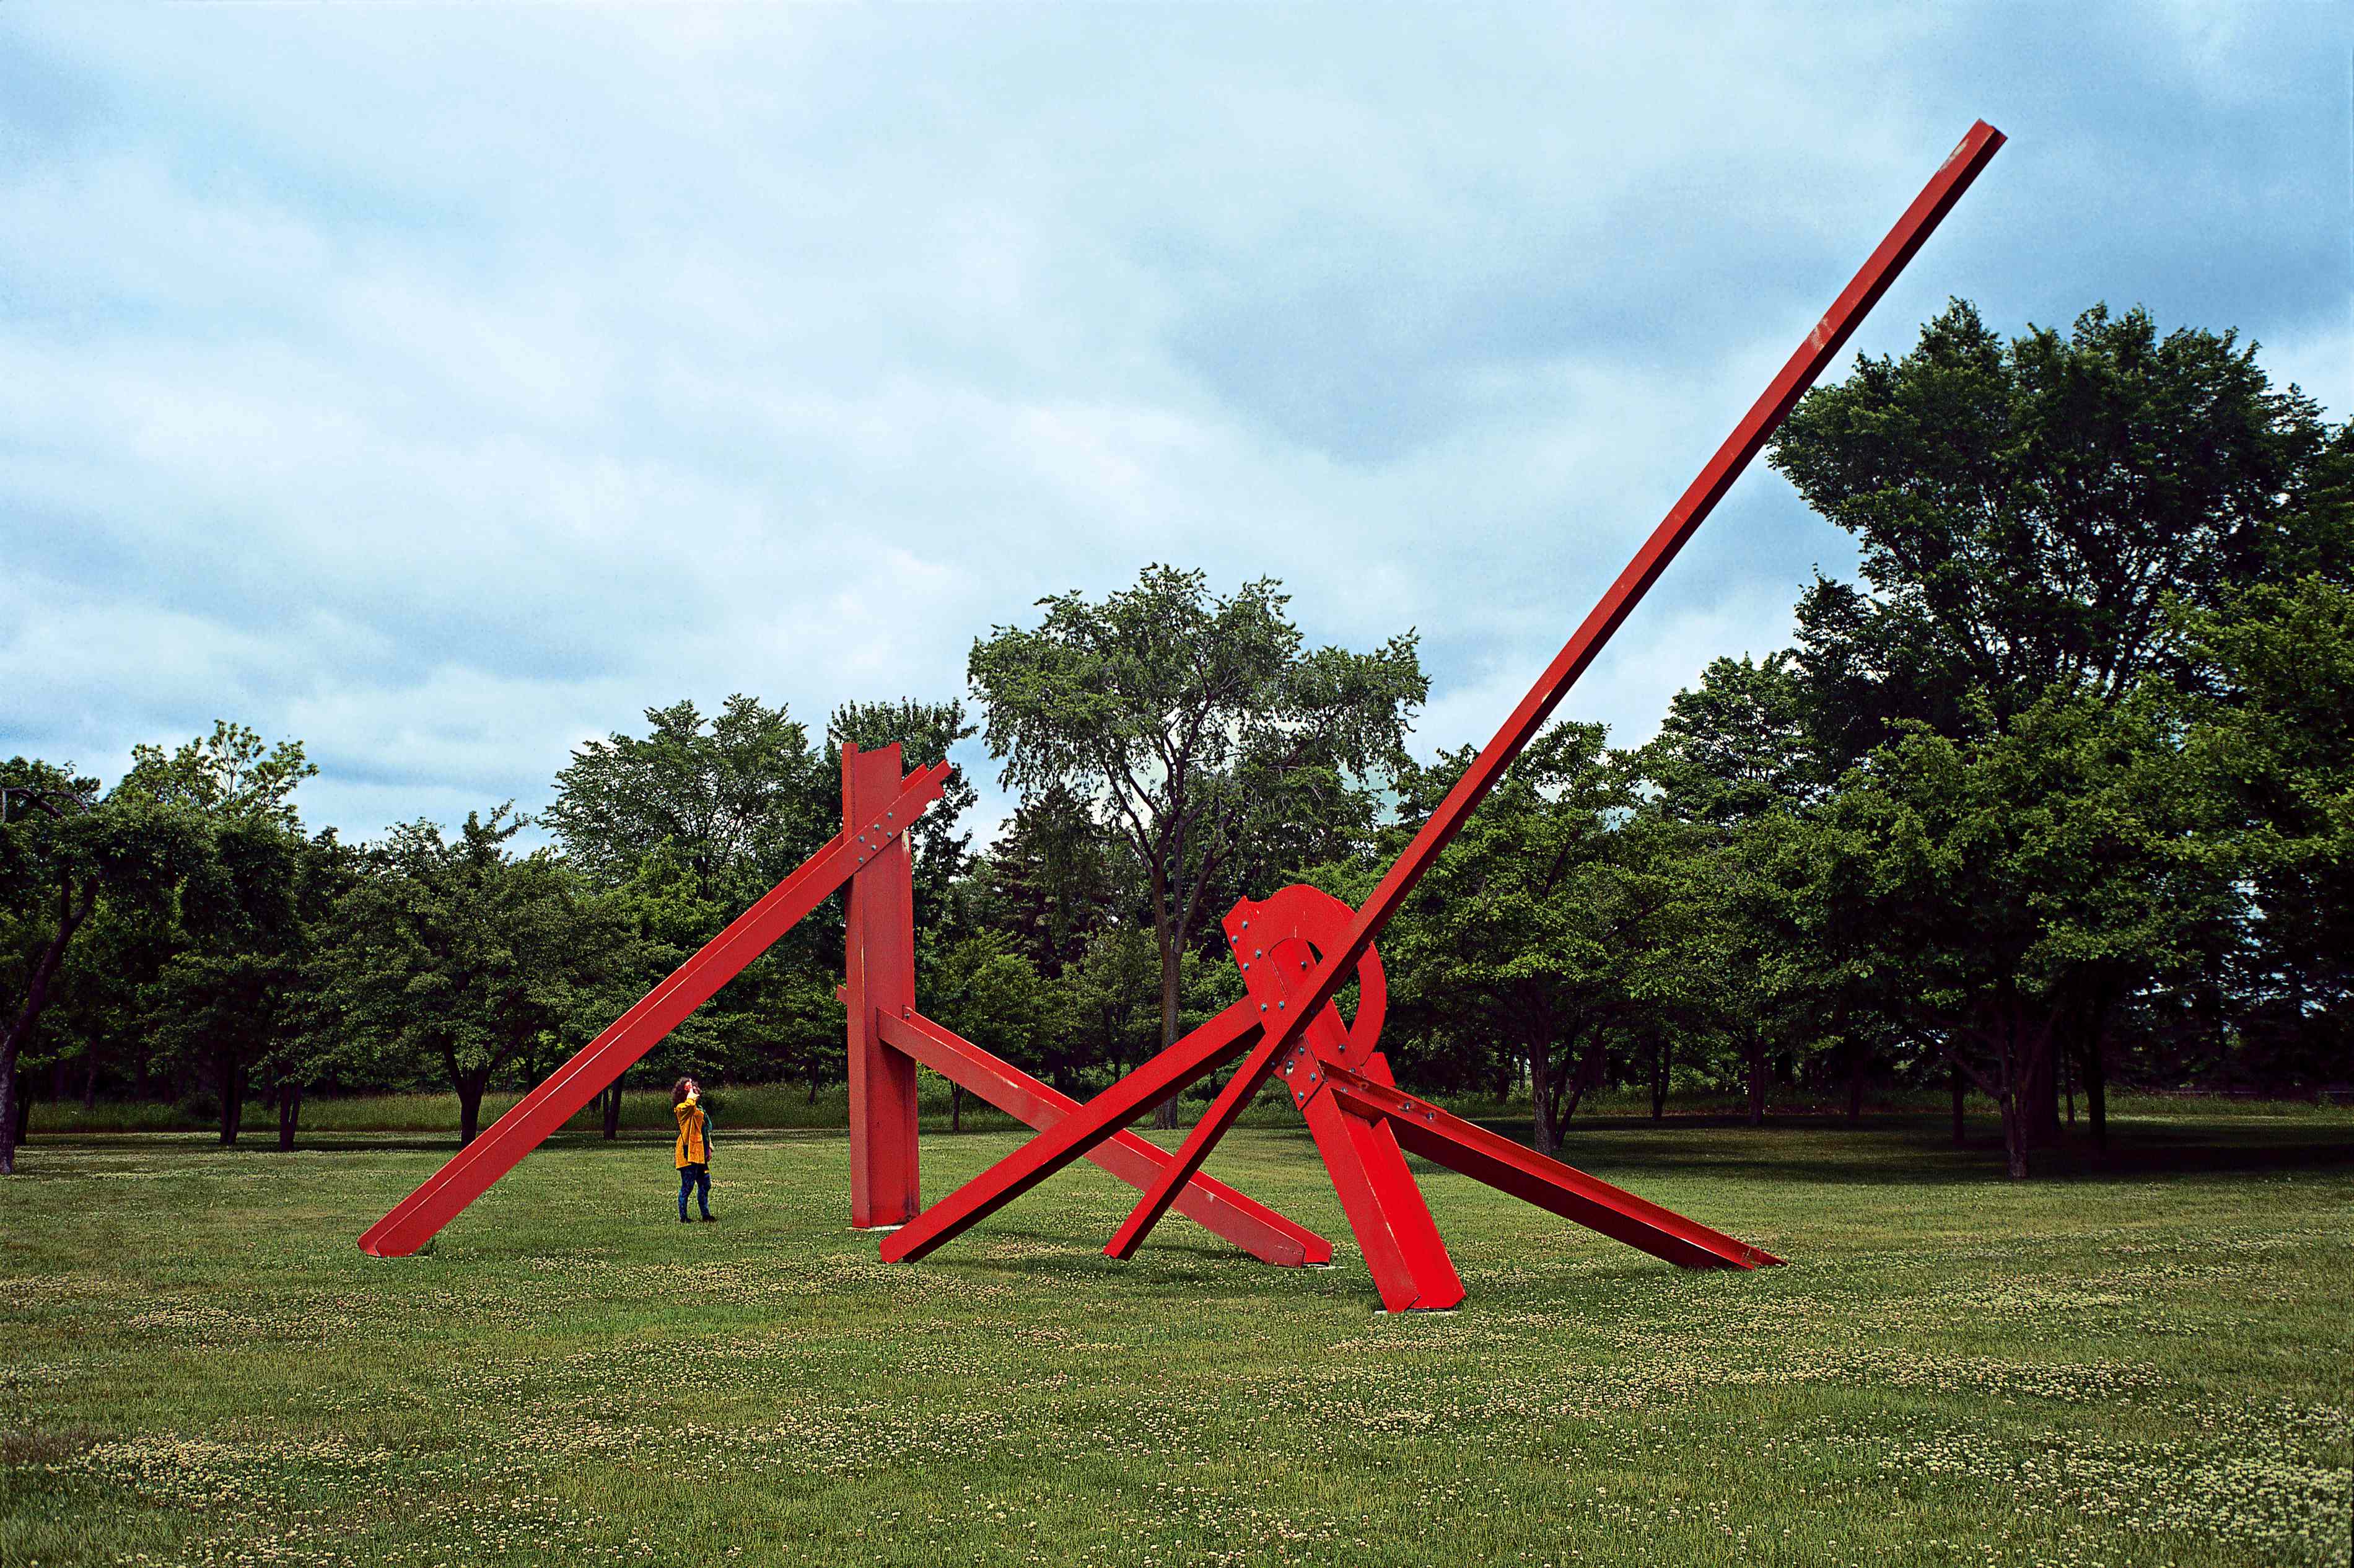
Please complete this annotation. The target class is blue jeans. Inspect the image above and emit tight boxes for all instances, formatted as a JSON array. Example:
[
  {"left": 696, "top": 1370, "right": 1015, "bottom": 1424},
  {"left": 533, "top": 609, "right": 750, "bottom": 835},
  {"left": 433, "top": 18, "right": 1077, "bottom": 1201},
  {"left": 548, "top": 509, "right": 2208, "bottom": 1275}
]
[{"left": 678, "top": 1163, "right": 710, "bottom": 1219}]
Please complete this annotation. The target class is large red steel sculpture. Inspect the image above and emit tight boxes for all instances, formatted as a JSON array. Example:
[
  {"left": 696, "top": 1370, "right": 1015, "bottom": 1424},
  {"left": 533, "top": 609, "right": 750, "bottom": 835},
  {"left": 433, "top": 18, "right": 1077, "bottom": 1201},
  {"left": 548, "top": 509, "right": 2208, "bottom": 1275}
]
[{"left": 363, "top": 120, "right": 2005, "bottom": 1310}]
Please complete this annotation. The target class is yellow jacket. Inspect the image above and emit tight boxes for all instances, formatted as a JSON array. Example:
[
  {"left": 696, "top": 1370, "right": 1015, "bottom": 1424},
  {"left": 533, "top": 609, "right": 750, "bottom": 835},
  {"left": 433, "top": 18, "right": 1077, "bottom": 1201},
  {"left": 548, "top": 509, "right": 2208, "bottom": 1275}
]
[{"left": 674, "top": 1093, "right": 710, "bottom": 1168}]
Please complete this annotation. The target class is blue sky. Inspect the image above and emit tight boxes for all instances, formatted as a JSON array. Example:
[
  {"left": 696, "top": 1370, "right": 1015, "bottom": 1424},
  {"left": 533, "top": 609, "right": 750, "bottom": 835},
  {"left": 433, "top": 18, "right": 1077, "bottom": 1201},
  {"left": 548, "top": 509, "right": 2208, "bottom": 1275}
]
[{"left": 5, "top": 4, "right": 2347, "bottom": 845}]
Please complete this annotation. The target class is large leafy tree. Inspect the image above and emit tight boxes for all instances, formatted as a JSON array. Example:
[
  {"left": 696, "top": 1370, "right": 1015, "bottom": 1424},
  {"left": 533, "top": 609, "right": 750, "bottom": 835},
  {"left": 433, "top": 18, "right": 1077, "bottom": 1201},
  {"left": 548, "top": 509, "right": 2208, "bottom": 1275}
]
[
  {"left": 0, "top": 761, "right": 211, "bottom": 1173},
  {"left": 826, "top": 698, "right": 979, "bottom": 937},
  {"left": 1367, "top": 724, "right": 1712, "bottom": 1155},
  {"left": 973, "top": 783, "right": 1125, "bottom": 980},
  {"left": 545, "top": 696, "right": 838, "bottom": 1111},
  {"left": 927, "top": 929, "right": 1055, "bottom": 1128},
  {"left": 1641, "top": 657, "right": 1865, "bottom": 1123},
  {"left": 2174, "top": 574, "right": 2354, "bottom": 1087},
  {"left": 969, "top": 565, "right": 1425, "bottom": 1125},
  {"left": 1809, "top": 692, "right": 2229, "bottom": 1178},
  {"left": 544, "top": 696, "right": 835, "bottom": 903},
  {"left": 1773, "top": 300, "right": 2342, "bottom": 760},
  {"left": 1772, "top": 302, "right": 2345, "bottom": 1139},
  {"left": 319, "top": 806, "right": 628, "bottom": 1145},
  {"left": 120, "top": 724, "right": 323, "bottom": 1147}
]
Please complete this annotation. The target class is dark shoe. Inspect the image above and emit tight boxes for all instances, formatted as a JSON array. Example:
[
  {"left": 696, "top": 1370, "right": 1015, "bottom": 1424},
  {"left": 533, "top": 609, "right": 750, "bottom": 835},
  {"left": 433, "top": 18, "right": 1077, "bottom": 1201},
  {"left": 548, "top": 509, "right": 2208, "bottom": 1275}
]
[
  {"left": 698, "top": 1212, "right": 717, "bottom": 1222},
  {"left": 678, "top": 1214, "right": 691, "bottom": 1224}
]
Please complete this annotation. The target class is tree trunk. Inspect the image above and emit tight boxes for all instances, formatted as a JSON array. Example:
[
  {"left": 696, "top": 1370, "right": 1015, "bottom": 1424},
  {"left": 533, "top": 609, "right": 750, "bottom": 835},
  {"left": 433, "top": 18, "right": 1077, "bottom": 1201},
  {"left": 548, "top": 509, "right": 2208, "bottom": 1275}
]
[
  {"left": 50, "top": 1056, "right": 68, "bottom": 1101},
  {"left": 2081, "top": 983, "right": 2114, "bottom": 1151},
  {"left": 602, "top": 1081, "right": 623, "bottom": 1140},
  {"left": 951, "top": 1084, "right": 965, "bottom": 1134},
  {"left": 2063, "top": 1043, "right": 2076, "bottom": 1126},
  {"left": 2021, "top": 1024, "right": 2063, "bottom": 1148},
  {"left": 2083, "top": 1038, "right": 2108, "bottom": 1150},
  {"left": 458, "top": 1079, "right": 485, "bottom": 1146},
  {"left": 1996, "top": 1089, "right": 2029, "bottom": 1180},
  {"left": 1649, "top": 1036, "right": 1668, "bottom": 1121},
  {"left": 217, "top": 1049, "right": 243, "bottom": 1147},
  {"left": 1951, "top": 1062, "right": 1966, "bottom": 1147},
  {"left": 277, "top": 1082, "right": 301, "bottom": 1152},
  {"left": 1, "top": 880, "right": 96, "bottom": 1176},
  {"left": 1844, "top": 1038, "right": 1867, "bottom": 1127},
  {"left": 82, "top": 1050, "right": 97, "bottom": 1111},
  {"left": 1744, "top": 1030, "right": 1768, "bottom": 1127},
  {"left": 1528, "top": 1034, "right": 1558, "bottom": 1157},
  {"left": 1152, "top": 937, "right": 1183, "bottom": 1131}
]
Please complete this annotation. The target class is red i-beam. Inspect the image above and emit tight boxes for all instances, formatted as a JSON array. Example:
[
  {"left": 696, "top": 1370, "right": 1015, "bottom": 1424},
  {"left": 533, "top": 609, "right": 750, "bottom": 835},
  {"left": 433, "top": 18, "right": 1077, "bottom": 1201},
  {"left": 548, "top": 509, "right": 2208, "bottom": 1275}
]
[{"left": 876, "top": 120, "right": 2006, "bottom": 1308}]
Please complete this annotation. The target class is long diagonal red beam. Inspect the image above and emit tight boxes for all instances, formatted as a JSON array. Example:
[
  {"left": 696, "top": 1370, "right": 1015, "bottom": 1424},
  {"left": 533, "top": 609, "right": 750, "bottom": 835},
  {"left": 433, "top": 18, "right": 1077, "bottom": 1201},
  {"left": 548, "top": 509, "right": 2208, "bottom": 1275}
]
[
  {"left": 880, "top": 119, "right": 2005, "bottom": 1268},
  {"left": 357, "top": 762, "right": 955, "bottom": 1259}
]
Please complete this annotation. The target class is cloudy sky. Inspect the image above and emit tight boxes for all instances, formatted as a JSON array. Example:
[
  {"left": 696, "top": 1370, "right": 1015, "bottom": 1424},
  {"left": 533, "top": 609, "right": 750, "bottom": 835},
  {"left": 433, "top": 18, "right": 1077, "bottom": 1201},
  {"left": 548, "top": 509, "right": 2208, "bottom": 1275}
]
[{"left": 5, "top": 4, "right": 2347, "bottom": 846}]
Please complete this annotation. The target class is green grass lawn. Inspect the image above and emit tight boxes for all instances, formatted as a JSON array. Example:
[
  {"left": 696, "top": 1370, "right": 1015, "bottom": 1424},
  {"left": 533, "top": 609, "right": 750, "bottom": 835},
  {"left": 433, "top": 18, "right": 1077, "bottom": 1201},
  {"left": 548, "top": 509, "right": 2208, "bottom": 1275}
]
[{"left": 3, "top": 1106, "right": 2348, "bottom": 1567}]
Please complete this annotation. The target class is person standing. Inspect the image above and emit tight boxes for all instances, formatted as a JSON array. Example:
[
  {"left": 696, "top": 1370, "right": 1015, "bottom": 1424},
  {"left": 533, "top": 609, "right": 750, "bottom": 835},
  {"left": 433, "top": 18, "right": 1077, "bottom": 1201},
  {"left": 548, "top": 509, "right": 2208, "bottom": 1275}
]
[{"left": 672, "top": 1077, "right": 715, "bottom": 1223}]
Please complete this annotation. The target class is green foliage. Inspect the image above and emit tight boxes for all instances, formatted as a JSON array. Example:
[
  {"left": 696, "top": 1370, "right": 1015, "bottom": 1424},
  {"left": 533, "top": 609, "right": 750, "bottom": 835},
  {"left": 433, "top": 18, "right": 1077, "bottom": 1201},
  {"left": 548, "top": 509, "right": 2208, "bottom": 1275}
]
[
  {"left": 543, "top": 695, "right": 834, "bottom": 904},
  {"left": 969, "top": 564, "right": 1425, "bottom": 1105},
  {"left": 2173, "top": 574, "right": 2354, "bottom": 1082},
  {"left": 118, "top": 721, "right": 317, "bottom": 830},
  {"left": 313, "top": 805, "right": 634, "bottom": 1144},
  {"left": 827, "top": 697, "right": 979, "bottom": 932},
  {"left": 1774, "top": 300, "right": 2343, "bottom": 755},
  {"left": 1807, "top": 691, "right": 2232, "bottom": 1175},
  {"left": 1363, "top": 724, "right": 1718, "bottom": 1151}
]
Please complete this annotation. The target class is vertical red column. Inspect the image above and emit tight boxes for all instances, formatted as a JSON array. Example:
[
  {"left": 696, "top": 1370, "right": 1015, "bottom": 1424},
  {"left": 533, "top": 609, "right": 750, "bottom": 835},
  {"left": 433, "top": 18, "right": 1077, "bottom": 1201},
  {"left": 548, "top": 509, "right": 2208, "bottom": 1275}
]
[{"left": 842, "top": 742, "right": 922, "bottom": 1228}]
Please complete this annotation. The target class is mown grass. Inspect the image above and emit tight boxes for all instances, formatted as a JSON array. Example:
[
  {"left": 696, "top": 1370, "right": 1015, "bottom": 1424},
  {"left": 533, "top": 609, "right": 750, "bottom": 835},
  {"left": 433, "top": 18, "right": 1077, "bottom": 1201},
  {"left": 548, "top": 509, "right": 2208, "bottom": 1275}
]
[{"left": 2, "top": 1103, "right": 2347, "bottom": 1567}]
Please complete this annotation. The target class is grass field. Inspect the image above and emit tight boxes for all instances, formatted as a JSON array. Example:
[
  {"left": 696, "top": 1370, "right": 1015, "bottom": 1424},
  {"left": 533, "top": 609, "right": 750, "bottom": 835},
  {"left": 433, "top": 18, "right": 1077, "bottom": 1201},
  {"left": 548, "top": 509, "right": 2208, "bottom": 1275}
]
[{"left": 3, "top": 1103, "right": 2348, "bottom": 1567}]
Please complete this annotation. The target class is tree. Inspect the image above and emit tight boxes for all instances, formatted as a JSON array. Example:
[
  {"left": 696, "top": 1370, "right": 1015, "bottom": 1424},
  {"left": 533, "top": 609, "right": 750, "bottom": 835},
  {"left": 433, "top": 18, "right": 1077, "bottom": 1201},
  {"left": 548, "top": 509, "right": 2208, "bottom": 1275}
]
[
  {"left": 927, "top": 929, "right": 1054, "bottom": 1129},
  {"left": 2174, "top": 574, "right": 2354, "bottom": 1089},
  {"left": 826, "top": 698, "right": 979, "bottom": 935},
  {"left": 319, "top": 807, "right": 625, "bottom": 1145},
  {"left": 141, "top": 821, "right": 307, "bottom": 1147},
  {"left": 546, "top": 696, "right": 839, "bottom": 1111},
  {"left": 121, "top": 722, "right": 316, "bottom": 830},
  {"left": 1770, "top": 301, "right": 2345, "bottom": 1139},
  {"left": 972, "top": 783, "right": 1123, "bottom": 979},
  {"left": 1056, "top": 922, "right": 1159, "bottom": 1092},
  {"left": 1809, "top": 692, "right": 2229, "bottom": 1178},
  {"left": 1773, "top": 300, "right": 2342, "bottom": 760},
  {"left": 545, "top": 696, "right": 834, "bottom": 904},
  {"left": 118, "top": 724, "right": 323, "bottom": 1147},
  {"left": 969, "top": 564, "right": 1425, "bottom": 1126},
  {"left": 1, "top": 761, "right": 209, "bottom": 1174},
  {"left": 1367, "top": 724, "right": 1710, "bottom": 1155},
  {"left": 1641, "top": 657, "right": 1857, "bottom": 1124}
]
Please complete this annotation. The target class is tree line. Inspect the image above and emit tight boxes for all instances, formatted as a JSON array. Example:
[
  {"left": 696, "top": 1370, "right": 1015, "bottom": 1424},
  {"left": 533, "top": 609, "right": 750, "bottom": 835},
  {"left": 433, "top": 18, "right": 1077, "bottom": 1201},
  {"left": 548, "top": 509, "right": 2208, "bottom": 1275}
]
[{"left": 5, "top": 302, "right": 2347, "bottom": 1178}]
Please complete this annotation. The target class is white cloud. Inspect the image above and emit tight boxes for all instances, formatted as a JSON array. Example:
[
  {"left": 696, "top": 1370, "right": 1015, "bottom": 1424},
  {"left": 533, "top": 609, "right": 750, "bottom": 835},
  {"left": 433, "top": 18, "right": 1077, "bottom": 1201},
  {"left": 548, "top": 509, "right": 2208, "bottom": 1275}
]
[{"left": 0, "top": 3, "right": 2342, "bottom": 850}]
